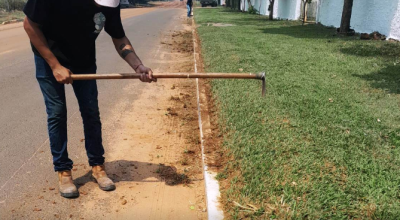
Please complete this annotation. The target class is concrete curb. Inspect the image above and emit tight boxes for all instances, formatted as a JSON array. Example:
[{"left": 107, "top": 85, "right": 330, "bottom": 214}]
[{"left": 192, "top": 16, "right": 224, "bottom": 220}]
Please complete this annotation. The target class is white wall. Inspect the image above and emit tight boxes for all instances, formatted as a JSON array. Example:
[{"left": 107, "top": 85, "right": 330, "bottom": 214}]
[
  {"left": 275, "top": 0, "right": 301, "bottom": 20},
  {"left": 238, "top": 0, "right": 400, "bottom": 40},
  {"left": 242, "top": 0, "right": 301, "bottom": 20},
  {"left": 389, "top": 1, "right": 400, "bottom": 39},
  {"left": 241, "top": 0, "right": 247, "bottom": 11},
  {"left": 317, "top": 0, "right": 400, "bottom": 40},
  {"left": 253, "top": 0, "right": 268, "bottom": 15},
  {"left": 264, "top": 0, "right": 279, "bottom": 18}
]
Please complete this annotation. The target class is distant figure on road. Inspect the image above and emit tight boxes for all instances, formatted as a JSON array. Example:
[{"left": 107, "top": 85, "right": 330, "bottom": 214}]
[
  {"left": 23, "top": 0, "right": 156, "bottom": 198},
  {"left": 187, "top": 0, "right": 193, "bottom": 17}
]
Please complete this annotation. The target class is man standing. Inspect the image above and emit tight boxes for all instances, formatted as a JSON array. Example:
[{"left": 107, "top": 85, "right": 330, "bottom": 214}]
[
  {"left": 23, "top": 0, "right": 156, "bottom": 198},
  {"left": 187, "top": 0, "right": 193, "bottom": 17}
]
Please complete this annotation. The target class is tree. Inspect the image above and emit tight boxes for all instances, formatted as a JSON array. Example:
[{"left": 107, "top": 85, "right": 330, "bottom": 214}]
[
  {"left": 0, "top": 0, "right": 12, "bottom": 12},
  {"left": 228, "top": 0, "right": 240, "bottom": 11},
  {"left": 0, "top": 0, "right": 27, "bottom": 12},
  {"left": 247, "top": 0, "right": 259, "bottom": 14},
  {"left": 339, "top": 0, "right": 354, "bottom": 33},
  {"left": 268, "top": 0, "right": 275, "bottom": 20},
  {"left": 301, "top": 0, "right": 312, "bottom": 25},
  {"left": 226, "top": 0, "right": 230, "bottom": 7}
]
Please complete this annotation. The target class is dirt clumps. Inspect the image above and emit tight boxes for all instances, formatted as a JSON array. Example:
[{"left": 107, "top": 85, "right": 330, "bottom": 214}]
[
  {"left": 157, "top": 164, "right": 190, "bottom": 185},
  {"left": 360, "top": 31, "right": 386, "bottom": 40}
]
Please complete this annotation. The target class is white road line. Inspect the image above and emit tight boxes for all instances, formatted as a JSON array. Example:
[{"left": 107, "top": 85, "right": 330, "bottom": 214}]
[
  {"left": 192, "top": 19, "right": 224, "bottom": 220},
  {"left": 0, "top": 49, "right": 15, "bottom": 56}
]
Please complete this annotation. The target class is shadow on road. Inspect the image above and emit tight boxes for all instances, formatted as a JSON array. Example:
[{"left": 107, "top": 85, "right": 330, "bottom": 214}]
[{"left": 74, "top": 160, "right": 190, "bottom": 189}]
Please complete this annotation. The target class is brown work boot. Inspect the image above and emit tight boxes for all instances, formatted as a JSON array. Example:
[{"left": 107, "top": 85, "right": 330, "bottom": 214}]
[
  {"left": 58, "top": 170, "right": 79, "bottom": 198},
  {"left": 92, "top": 165, "right": 116, "bottom": 191}
]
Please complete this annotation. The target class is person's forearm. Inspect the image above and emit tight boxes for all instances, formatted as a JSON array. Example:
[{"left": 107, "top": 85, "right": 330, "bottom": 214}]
[
  {"left": 112, "top": 36, "right": 143, "bottom": 72},
  {"left": 23, "top": 17, "right": 61, "bottom": 69}
]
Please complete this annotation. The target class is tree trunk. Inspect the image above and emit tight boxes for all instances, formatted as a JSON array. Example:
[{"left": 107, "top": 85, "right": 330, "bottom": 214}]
[
  {"left": 339, "top": 0, "right": 354, "bottom": 33},
  {"left": 5, "top": 0, "right": 11, "bottom": 12},
  {"left": 302, "top": 1, "right": 308, "bottom": 25},
  {"left": 269, "top": 0, "right": 274, "bottom": 20}
]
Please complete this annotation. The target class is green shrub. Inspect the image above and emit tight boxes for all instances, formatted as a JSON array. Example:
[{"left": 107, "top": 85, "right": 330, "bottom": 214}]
[{"left": 248, "top": 5, "right": 258, "bottom": 14}]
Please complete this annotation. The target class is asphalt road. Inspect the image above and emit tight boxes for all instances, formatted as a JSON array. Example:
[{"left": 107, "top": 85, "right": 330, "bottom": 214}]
[{"left": 0, "top": 8, "right": 184, "bottom": 217}]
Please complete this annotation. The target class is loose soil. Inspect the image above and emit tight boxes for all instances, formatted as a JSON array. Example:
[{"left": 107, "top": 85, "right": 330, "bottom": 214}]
[
  {"left": 1, "top": 6, "right": 212, "bottom": 220},
  {"left": 75, "top": 11, "right": 207, "bottom": 220},
  {"left": 3, "top": 8, "right": 208, "bottom": 220},
  {"left": 191, "top": 20, "right": 225, "bottom": 173}
]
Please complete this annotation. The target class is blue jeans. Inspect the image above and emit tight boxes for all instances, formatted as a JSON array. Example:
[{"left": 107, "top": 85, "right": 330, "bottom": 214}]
[
  {"left": 35, "top": 55, "right": 105, "bottom": 171},
  {"left": 187, "top": 5, "right": 192, "bottom": 17}
]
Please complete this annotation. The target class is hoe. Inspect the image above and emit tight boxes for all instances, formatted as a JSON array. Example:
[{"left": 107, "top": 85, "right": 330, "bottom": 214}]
[{"left": 71, "top": 72, "right": 266, "bottom": 96}]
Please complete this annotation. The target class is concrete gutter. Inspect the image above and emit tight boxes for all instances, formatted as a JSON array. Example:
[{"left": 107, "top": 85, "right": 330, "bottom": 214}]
[{"left": 192, "top": 17, "right": 224, "bottom": 220}]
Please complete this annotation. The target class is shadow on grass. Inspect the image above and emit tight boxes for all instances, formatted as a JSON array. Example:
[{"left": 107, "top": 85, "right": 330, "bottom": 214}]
[
  {"left": 198, "top": 8, "right": 281, "bottom": 25},
  {"left": 74, "top": 160, "right": 190, "bottom": 189},
  {"left": 200, "top": 9, "right": 358, "bottom": 40},
  {"left": 258, "top": 24, "right": 358, "bottom": 40},
  {"left": 340, "top": 42, "right": 400, "bottom": 58},
  {"left": 342, "top": 43, "right": 400, "bottom": 94},
  {"left": 353, "top": 64, "right": 400, "bottom": 94}
]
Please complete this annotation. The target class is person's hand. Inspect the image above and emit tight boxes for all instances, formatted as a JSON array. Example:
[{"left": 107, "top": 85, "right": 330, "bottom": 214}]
[
  {"left": 135, "top": 64, "right": 156, "bottom": 83},
  {"left": 52, "top": 64, "right": 73, "bottom": 84}
]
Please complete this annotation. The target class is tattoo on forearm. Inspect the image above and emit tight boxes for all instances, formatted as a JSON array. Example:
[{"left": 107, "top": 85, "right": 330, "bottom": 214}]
[
  {"left": 121, "top": 49, "right": 133, "bottom": 59},
  {"left": 119, "top": 43, "right": 126, "bottom": 50}
]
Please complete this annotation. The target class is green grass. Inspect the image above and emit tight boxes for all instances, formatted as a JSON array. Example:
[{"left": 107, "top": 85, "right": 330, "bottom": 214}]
[
  {"left": 195, "top": 8, "right": 400, "bottom": 219},
  {"left": 0, "top": 10, "right": 24, "bottom": 24}
]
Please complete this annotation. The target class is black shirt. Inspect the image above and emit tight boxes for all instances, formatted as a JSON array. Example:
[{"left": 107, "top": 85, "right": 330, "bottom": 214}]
[
  {"left": 24, "top": 0, "right": 126, "bottom": 68},
  {"left": 187, "top": 0, "right": 193, "bottom": 6}
]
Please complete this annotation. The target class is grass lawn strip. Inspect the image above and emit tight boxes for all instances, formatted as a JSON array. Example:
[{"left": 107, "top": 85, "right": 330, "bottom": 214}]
[{"left": 195, "top": 8, "right": 400, "bottom": 219}]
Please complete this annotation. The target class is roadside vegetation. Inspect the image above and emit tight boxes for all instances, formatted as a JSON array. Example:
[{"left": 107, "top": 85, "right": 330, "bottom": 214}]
[
  {"left": 0, "top": 10, "right": 24, "bottom": 23},
  {"left": 196, "top": 8, "right": 400, "bottom": 219},
  {"left": 0, "top": 0, "right": 26, "bottom": 24}
]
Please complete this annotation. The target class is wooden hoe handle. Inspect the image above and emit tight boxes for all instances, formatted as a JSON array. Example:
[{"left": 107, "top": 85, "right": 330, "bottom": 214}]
[{"left": 71, "top": 72, "right": 266, "bottom": 96}]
